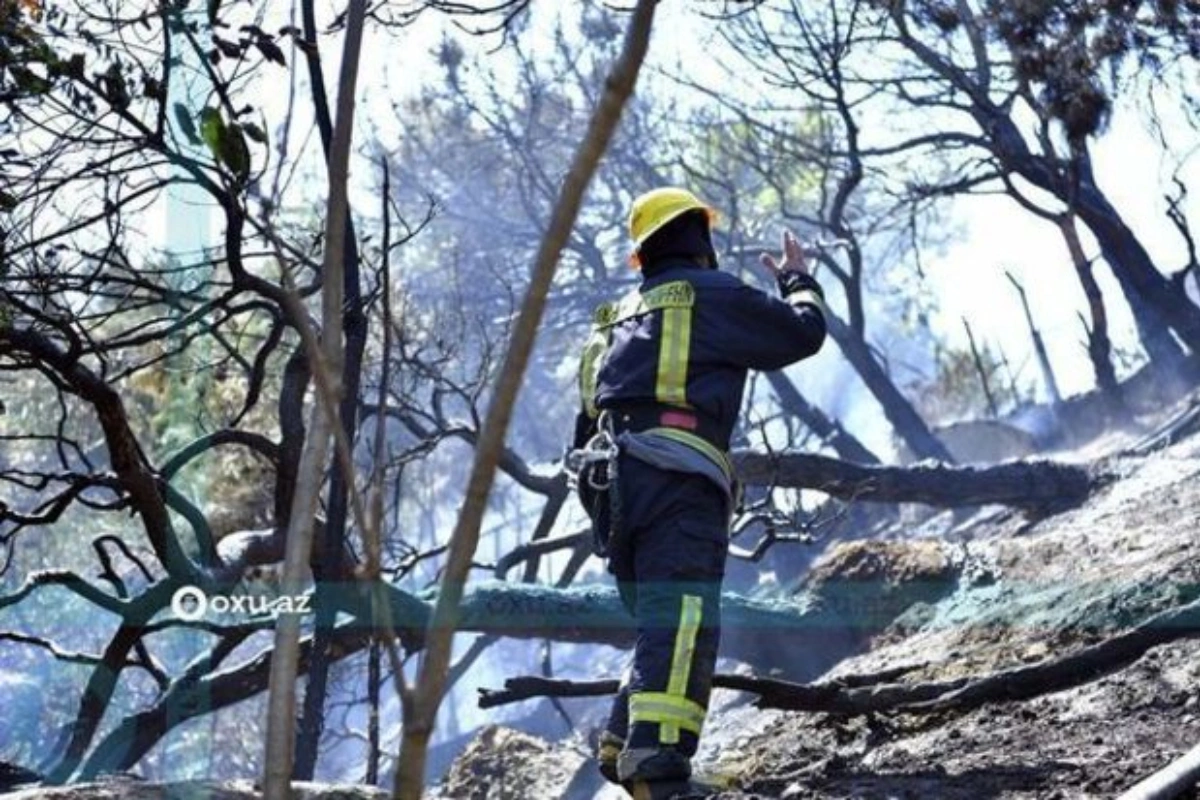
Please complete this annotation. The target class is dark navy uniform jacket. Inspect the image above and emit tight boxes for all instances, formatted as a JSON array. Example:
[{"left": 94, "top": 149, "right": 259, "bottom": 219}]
[{"left": 576, "top": 259, "right": 827, "bottom": 456}]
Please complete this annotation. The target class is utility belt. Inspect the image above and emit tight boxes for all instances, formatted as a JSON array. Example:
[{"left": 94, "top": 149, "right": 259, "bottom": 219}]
[
  {"left": 567, "top": 406, "right": 733, "bottom": 560},
  {"left": 605, "top": 403, "right": 729, "bottom": 451}
]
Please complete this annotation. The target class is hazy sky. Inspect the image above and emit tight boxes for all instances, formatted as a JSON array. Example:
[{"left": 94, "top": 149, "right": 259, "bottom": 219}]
[
  {"left": 160, "top": 0, "right": 1199, "bottom": 440},
  {"left": 929, "top": 101, "right": 1199, "bottom": 398},
  {"left": 364, "top": 1, "right": 1200, "bottom": 398}
]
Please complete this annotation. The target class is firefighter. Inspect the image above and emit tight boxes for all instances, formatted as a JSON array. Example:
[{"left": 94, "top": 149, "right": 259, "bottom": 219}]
[{"left": 571, "top": 187, "right": 827, "bottom": 798}]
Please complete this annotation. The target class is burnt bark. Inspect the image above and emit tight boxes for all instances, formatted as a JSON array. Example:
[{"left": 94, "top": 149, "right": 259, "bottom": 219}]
[
  {"left": 293, "top": 0, "right": 371, "bottom": 771},
  {"left": 274, "top": 344, "right": 310, "bottom": 534},
  {"left": 1058, "top": 214, "right": 1122, "bottom": 401},
  {"left": 892, "top": 16, "right": 1199, "bottom": 360},
  {"left": 1067, "top": 161, "right": 1193, "bottom": 365},
  {"left": 733, "top": 450, "right": 1098, "bottom": 513}
]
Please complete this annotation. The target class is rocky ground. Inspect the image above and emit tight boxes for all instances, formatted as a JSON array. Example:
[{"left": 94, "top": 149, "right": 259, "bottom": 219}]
[{"left": 435, "top": 392, "right": 1200, "bottom": 799}]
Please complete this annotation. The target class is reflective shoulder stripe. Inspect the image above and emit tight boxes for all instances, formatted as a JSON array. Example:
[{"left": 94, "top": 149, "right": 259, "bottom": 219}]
[
  {"left": 578, "top": 331, "right": 609, "bottom": 419},
  {"left": 593, "top": 281, "right": 696, "bottom": 410},
  {"left": 643, "top": 280, "right": 695, "bottom": 309},
  {"left": 593, "top": 300, "right": 617, "bottom": 327},
  {"left": 599, "top": 280, "right": 695, "bottom": 329},
  {"left": 579, "top": 302, "right": 617, "bottom": 419},
  {"left": 644, "top": 427, "right": 732, "bottom": 483},
  {"left": 786, "top": 288, "right": 825, "bottom": 313}
]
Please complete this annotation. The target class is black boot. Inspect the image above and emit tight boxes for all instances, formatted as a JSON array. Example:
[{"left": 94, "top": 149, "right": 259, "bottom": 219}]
[
  {"left": 619, "top": 747, "right": 705, "bottom": 799},
  {"left": 598, "top": 730, "right": 625, "bottom": 784},
  {"left": 627, "top": 777, "right": 715, "bottom": 800}
]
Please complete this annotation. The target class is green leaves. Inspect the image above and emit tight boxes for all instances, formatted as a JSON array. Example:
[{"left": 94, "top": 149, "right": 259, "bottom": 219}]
[
  {"left": 177, "top": 105, "right": 262, "bottom": 183},
  {"left": 200, "top": 107, "right": 223, "bottom": 153},
  {"left": 219, "top": 123, "right": 250, "bottom": 183},
  {"left": 196, "top": 107, "right": 251, "bottom": 183}
]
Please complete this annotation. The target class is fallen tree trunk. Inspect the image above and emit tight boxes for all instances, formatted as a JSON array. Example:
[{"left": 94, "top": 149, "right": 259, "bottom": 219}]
[
  {"left": 352, "top": 580, "right": 849, "bottom": 654},
  {"left": 477, "top": 672, "right": 967, "bottom": 714},
  {"left": 202, "top": 451, "right": 1104, "bottom": 586},
  {"left": 733, "top": 450, "right": 1100, "bottom": 512},
  {"left": 79, "top": 580, "right": 857, "bottom": 776},
  {"left": 903, "top": 593, "right": 1200, "bottom": 715},
  {"left": 478, "top": 594, "right": 1200, "bottom": 717}
]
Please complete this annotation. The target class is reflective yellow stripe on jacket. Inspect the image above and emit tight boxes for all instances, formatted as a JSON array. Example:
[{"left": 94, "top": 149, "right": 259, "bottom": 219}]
[
  {"left": 656, "top": 305, "right": 691, "bottom": 406},
  {"left": 578, "top": 301, "right": 615, "bottom": 419},
  {"left": 579, "top": 281, "right": 696, "bottom": 417}
]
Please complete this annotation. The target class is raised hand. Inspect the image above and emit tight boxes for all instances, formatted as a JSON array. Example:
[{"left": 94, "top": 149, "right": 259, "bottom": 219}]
[{"left": 759, "top": 229, "right": 810, "bottom": 277}]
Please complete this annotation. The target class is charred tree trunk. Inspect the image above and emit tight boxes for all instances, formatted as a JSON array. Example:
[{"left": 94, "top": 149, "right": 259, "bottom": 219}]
[
  {"left": 1006, "top": 273, "right": 1062, "bottom": 407},
  {"left": 986, "top": 115, "right": 1195, "bottom": 361},
  {"left": 365, "top": 640, "right": 382, "bottom": 785},
  {"left": 1078, "top": 188, "right": 1190, "bottom": 366},
  {"left": 826, "top": 312, "right": 954, "bottom": 463},
  {"left": 293, "top": 0, "right": 370, "bottom": 771},
  {"left": 890, "top": 20, "right": 1196, "bottom": 362},
  {"left": 294, "top": 279, "right": 366, "bottom": 781},
  {"left": 733, "top": 450, "right": 1097, "bottom": 513},
  {"left": 766, "top": 370, "right": 880, "bottom": 464},
  {"left": 1058, "top": 214, "right": 1122, "bottom": 402},
  {"left": 962, "top": 318, "right": 1000, "bottom": 416},
  {"left": 274, "top": 346, "right": 310, "bottom": 535}
]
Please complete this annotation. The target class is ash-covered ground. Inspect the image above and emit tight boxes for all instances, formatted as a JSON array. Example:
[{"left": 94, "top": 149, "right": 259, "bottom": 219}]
[{"left": 438, "top": 392, "right": 1200, "bottom": 799}]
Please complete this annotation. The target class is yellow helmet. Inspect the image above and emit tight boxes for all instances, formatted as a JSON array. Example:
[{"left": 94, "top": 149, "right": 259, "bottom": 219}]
[{"left": 628, "top": 187, "right": 717, "bottom": 249}]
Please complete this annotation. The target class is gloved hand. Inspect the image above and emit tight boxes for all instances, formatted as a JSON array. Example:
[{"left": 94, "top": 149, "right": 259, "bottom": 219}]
[
  {"left": 760, "top": 229, "right": 824, "bottom": 300},
  {"left": 759, "top": 229, "right": 810, "bottom": 278}
]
